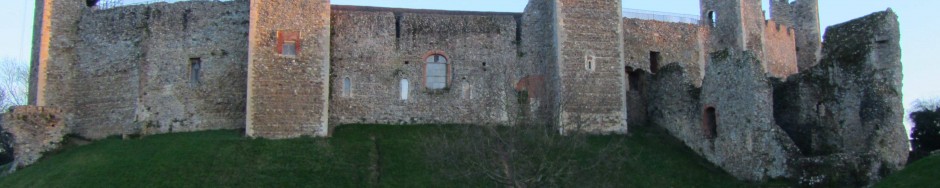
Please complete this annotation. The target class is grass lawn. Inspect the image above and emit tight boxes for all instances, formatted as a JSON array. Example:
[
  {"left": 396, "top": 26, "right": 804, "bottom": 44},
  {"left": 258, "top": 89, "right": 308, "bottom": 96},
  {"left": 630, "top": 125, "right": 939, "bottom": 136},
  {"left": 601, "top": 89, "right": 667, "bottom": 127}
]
[
  {"left": 876, "top": 154, "right": 940, "bottom": 188},
  {"left": 0, "top": 124, "right": 777, "bottom": 187}
]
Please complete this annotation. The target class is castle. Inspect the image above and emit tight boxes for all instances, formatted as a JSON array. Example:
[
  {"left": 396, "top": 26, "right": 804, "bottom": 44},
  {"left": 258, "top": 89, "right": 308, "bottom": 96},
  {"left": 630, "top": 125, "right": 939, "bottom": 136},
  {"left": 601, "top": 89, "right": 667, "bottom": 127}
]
[{"left": 14, "top": 0, "right": 907, "bottom": 185}]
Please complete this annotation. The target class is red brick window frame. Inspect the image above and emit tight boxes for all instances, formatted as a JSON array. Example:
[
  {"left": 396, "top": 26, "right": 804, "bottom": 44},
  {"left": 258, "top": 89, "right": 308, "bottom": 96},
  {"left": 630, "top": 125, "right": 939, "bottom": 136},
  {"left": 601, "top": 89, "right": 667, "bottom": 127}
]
[
  {"left": 277, "top": 31, "right": 301, "bottom": 57},
  {"left": 422, "top": 51, "right": 450, "bottom": 89}
]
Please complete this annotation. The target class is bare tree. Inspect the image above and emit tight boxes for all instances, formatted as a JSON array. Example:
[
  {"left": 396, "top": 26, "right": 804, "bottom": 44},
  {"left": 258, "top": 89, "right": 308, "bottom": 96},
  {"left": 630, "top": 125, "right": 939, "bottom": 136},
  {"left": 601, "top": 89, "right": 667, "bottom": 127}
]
[{"left": 0, "top": 58, "right": 29, "bottom": 111}]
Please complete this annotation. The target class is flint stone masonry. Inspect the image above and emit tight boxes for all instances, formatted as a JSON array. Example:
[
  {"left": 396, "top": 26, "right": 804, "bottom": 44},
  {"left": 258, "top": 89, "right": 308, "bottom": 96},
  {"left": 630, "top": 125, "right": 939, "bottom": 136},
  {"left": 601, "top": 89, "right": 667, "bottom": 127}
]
[
  {"left": 773, "top": 10, "right": 907, "bottom": 186},
  {"left": 1, "top": 106, "right": 67, "bottom": 172},
  {"left": 518, "top": 0, "right": 560, "bottom": 127},
  {"left": 29, "top": 0, "right": 909, "bottom": 185},
  {"left": 247, "top": 0, "right": 332, "bottom": 138},
  {"left": 622, "top": 18, "right": 706, "bottom": 85},
  {"left": 329, "top": 7, "right": 518, "bottom": 126},
  {"left": 555, "top": 0, "right": 627, "bottom": 134}
]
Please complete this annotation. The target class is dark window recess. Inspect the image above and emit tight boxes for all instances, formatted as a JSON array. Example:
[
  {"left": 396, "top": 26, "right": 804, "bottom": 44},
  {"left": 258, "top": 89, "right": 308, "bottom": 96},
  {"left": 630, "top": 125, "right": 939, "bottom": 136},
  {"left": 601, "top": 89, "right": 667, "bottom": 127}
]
[
  {"left": 704, "top": 107, "right": 718, "bottom": 139},
  {"left": 627, "top": 68, "right": 640, "bottom": 91},
  {"left": 708, "top": 11, "right": 717, "bottom": 27},
  {"left": 395, "top": 12, "right": 403, "bottom": 39},
  {"left": 649, "top": 51, "right": 662, "bottom": 74},
  {"left": 190, "top": 58, "right": 202, "bottom": 86},
  {"left": 86, "top": 0, "right": 99, "bottom": 7}
]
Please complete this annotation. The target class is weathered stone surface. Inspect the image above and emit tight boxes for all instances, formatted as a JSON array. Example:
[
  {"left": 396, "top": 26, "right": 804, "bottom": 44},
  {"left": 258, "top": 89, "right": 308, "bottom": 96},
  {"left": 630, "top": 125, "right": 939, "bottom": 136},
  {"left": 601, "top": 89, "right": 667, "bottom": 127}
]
[
  {"left": 0, "top": 113, "right": 11, "bottom": 166},
  {"left": 1, "top": 106, "right": 67, "bottom": 172},
  {"left": 775, "top": 10, "right": 907, "bottom": 186},
  {"left": 328, "top": 7, "right": 518, "bottom": 126},
  {"left": 622, "top": 18, "right": 706, "bottom": 85},
  {"left": 246, "top": 0, "right": 332, "bottom": 139},
  {"left": 771, "top": 0, "right": 822, "bottom": 71},
  {"left": 555, "top": 0, "right": 628, "bottom": 134}
]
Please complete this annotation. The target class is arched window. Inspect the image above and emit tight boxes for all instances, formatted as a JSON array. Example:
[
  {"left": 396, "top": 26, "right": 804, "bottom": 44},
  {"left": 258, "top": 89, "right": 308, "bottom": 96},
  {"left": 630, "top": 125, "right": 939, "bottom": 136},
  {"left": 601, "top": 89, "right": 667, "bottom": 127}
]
[
  {"left": 703, "top": 107, "right": 718, "bottom": 139},
  {"left": 707, "top": 11, "right": 717, "bottom": 27},
  {"left": 400, "top": 79, "right": 410, "bottom": 100},
  {"left": 425, "top": 54, "right": 448, "bottom": 89},
  {"left": 342, "top": 77, "right": 351, "bottom": 97}
]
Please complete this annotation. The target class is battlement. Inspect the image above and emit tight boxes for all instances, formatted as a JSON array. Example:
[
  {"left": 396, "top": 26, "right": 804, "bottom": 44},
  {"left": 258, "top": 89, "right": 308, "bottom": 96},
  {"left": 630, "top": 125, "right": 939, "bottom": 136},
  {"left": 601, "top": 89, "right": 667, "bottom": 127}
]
[{"left": 764, "top": 20, "right": 795, "bottom": 37}]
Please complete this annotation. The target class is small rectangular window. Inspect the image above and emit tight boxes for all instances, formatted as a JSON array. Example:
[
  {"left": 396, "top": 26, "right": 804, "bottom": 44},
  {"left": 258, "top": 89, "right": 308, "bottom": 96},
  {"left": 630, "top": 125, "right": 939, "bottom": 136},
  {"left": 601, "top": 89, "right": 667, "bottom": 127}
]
[
  {"left": 190, "top": 58, "right": 201, "bottom": 86},
  {"left": 282, "top": 41, "right": 296, "bottom": 56},
  {"left": 277, "top": 31, "right": 300, "bottom": 56}
]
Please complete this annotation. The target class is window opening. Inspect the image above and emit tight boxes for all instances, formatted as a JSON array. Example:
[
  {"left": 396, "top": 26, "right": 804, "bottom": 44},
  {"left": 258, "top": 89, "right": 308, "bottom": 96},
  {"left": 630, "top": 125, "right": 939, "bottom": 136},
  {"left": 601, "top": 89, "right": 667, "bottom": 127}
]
[
  {"left": 707, "top": 11, "right": 717, "bottom": 27},
  {"left": 425, "top": 54, "right": 448, "bottom": 89},
  {"left": 400, "top": 79, "right": 410, "bottom": 100},
  {"left": 190, "top": 58, "right": 201, "bottom": 86},
  {"left": 649, "top": 51, "right": 662, "bottom": 74},
  {"left": 342, "top": 77, "right": 351, "bottom": 97},
  {"left": 704, "top": 107, "right": 718, "bottom": 139}
]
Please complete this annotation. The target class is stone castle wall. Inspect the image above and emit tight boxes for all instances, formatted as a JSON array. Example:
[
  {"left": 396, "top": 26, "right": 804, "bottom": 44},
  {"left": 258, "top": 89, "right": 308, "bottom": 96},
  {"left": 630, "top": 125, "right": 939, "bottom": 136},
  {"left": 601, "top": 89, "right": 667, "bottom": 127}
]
[
  {"left": 28, "top": 0, "right": 251, "bottom": 139},
  {"left": 328, "top": 7, "right": 519, "bottom": 126}
]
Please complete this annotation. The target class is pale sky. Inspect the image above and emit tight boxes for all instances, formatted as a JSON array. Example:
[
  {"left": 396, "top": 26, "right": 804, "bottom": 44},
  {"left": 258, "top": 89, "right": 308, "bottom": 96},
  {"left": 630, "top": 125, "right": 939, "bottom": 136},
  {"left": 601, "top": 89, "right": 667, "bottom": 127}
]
[{"left": 1, "top": 0, "right": 937, "bottom": 134}]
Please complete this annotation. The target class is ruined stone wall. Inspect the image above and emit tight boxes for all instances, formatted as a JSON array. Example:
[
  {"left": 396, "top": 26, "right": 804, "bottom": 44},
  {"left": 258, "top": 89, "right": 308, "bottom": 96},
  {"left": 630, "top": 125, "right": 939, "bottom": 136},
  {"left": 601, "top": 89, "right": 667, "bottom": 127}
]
[
  {"left": 67, "top": 1, "right": 249, "bottom": 139},
  {"left": 773, "top": 10, "right": 907, "bottom": 185},
  {"left": 699, "top": 50, "right": 799, "bottom": 181},
  {"left": 247, "top": 0, "right": 331, "bottom": 138},
  {"left": 519, "top": 0, "right": 559, "bottom": 126},
  {"left": 622, "top": 18, "right": 706, "bottom": 82},
  {"left": 328, "top": 7, "right": 518, "bottom": 126},
  {"left": 1, "top": 106, "right": 67, "bottom": 171},
  {"left": 761, "top": 20, "right": 798, "bottom": 78},
  {"left": 555, "top": 0, "right": 626, "bottom": 134}
]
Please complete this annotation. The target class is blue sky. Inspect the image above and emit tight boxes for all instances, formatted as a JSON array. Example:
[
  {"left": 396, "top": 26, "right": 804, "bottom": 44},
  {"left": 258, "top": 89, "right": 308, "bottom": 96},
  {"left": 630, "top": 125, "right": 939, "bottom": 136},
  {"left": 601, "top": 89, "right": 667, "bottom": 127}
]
[{"left": 1, "top": 0, "right": 937, "bottom": 133}]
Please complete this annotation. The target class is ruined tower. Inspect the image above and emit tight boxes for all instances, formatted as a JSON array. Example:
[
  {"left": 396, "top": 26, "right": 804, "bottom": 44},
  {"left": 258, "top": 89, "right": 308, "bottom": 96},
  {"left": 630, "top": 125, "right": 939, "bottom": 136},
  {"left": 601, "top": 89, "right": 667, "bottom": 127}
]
[
  {"left": 246, "top": 0, "right": 332, "bottom": 138},
  {"left": 700, "top": 0, "right": 766, "bottom": 53},
  {"left": 771, "top": 0, "right": 821, "bottom": 70}
]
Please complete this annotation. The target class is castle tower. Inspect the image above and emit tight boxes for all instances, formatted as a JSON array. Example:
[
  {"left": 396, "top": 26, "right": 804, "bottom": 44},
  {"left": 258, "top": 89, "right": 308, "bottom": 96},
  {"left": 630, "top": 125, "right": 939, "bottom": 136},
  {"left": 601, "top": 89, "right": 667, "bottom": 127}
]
[
  {"left": 553, "top": 0, "right": 628, "bottom": 134},
  {"left": 771, "top": 0, "right": 821, "bottom": 70},
  {"left": 29, "top": 0, "right": 85, "bottom": 107},
  {"left": 700, "top": 0, "right": 766, "bottom": 53},
  {"left": 246, "top": 0, "right": 332, "bottom": 138}
]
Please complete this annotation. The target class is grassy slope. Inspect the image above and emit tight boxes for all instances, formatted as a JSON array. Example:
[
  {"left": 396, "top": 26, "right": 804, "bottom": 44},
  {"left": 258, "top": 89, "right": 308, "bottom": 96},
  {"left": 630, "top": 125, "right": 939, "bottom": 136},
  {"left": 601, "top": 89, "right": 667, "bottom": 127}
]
[
  {"left": 876, "top": 154, "right": 940, "bottom": 188},
  {"left": 0, "top": 125, "right": 766, "bottom": 187}
]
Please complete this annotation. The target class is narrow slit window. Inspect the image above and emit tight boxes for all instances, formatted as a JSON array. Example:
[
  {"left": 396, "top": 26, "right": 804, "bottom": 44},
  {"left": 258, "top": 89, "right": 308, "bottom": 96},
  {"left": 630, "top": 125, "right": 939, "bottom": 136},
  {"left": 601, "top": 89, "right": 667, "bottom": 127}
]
[
  {"left": 704, "top": 107, "right": 718, "bottom": 139},
  {"left": 400, "top": 79, "right": 410, "bottom": 100},
  {"left": 342, "top": 77, "right": 351, "bottom": 97},
  {"left": 190, "top": 58, "right": 201, "bottom": 86},
  {"left": 707, "top": 11, "right": 717, "bottom": 27}
]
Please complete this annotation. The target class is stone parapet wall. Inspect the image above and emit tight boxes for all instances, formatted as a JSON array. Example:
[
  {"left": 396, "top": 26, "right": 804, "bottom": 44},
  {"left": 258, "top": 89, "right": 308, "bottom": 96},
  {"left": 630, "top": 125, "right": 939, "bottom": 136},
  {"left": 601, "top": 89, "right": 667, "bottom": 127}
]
[{"left": 761, "top": 20, "right": 798, "bottom": 78}]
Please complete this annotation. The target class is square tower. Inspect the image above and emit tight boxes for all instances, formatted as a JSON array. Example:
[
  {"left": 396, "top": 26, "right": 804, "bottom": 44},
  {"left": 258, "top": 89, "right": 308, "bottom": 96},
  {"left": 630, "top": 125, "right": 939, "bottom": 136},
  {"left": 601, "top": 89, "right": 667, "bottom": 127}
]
[
  {"left": 554, "top": 0, "right": 628, "bottom": 134},
  {"left": 247, "top": 0, "right": 332, "bottom": 138}
]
